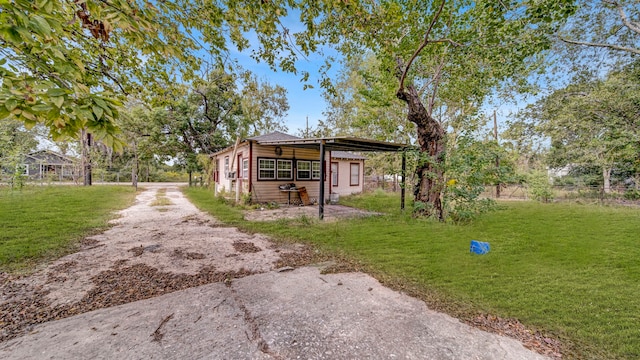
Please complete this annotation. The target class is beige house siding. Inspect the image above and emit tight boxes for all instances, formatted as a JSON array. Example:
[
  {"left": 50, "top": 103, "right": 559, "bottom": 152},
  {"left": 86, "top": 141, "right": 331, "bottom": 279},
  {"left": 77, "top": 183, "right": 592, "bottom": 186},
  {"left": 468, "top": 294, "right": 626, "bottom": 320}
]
[
  {"left": 250, "top": 145, "right": 330, "bottom": 204},
  {"left": 213, "top": 143, "right": 250, "bottom": 195},
  {"left": 213, "top": 141, "right": 366, "bottom": 204},
  {"left": 330, "top": 157, "right": 365, "bottom": 196}
]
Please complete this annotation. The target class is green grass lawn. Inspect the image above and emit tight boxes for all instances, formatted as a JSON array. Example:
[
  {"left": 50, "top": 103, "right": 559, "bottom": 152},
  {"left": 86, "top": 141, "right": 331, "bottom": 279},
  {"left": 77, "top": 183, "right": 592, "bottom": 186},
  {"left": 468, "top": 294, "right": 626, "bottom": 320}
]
[
  {"left": 0, "top": 185, "right": 137, "bottom": 272},
  {"left": 184, "top": 188, "right": 640, "bottom": 360}
]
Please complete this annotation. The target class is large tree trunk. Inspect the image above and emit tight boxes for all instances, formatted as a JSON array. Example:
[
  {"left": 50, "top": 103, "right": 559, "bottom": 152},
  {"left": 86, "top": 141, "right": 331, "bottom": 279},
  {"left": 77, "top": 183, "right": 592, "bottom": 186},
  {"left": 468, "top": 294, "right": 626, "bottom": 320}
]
[{"left": 397, "top": 85, "right": 445, "bottom": 220}]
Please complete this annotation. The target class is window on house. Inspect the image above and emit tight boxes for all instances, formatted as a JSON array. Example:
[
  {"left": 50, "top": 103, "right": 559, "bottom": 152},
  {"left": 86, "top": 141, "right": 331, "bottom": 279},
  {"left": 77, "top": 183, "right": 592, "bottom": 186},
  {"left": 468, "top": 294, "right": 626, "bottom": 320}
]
[
  {"left": 350, "top": 163, "right": 360, "bottom": 186},
  {"left": 331, "top": 162, "right": 338, "bottom": 187},
  {"left": 242, "top": 158, "right": 249, "bottom": 179},
  {"left": 312, "top": 161, "right": 321, "bottom": 180},
  {"left": 297, "top": 161, "right": 311, "bottom": 180},
  {"left": 224, "top": 156, "right": 229, "bottom": 178},
  {"left": 277, "top": 159, "right": 293, "bottom": 180},
  {"left": 258, "top": 159, "right": 276, "bottom": 180}
]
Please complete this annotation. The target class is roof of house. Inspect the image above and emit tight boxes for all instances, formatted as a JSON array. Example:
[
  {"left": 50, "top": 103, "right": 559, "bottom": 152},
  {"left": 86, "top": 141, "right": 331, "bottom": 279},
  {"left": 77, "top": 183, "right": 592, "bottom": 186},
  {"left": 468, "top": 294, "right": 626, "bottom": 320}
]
[
  {"left": 331, "top": 150, "right": 366, "bottom": 160},
  {"left": 211, "top": 131, "right": 406, "bottom": 157},
  {"left": 24, "top": 150, "right": 75, "bottom": 164},
  {"left": 247, "top": 131, "right": 301, "bottom": 142}
]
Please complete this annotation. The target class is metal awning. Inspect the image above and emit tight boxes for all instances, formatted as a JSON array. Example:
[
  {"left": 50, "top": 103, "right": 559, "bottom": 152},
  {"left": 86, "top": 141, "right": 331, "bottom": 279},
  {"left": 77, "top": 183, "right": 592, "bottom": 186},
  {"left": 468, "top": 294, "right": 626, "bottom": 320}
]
[
  {"left": 256, "top": 136, "right": 410, "bottom": 220},
  {"left": 256, "top": 136, "right": 409, "bottom": 152}
]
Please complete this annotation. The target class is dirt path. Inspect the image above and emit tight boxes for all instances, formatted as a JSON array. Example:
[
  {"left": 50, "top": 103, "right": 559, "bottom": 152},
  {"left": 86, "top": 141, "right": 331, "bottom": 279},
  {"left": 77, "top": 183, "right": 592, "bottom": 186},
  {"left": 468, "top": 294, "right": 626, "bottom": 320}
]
[{"left": 1, "top": 184, "right": 552, "bottom": 359}]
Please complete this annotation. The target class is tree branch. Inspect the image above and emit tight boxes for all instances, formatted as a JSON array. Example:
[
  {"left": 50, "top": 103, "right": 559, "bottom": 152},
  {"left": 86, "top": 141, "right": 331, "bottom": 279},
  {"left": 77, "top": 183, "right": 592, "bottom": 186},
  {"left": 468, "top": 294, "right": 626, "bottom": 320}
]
[
  {"left": 609, "top": 0, "right": 640, "bottom": 34},
  {"left": 398, "top": 0, "right": 447, "bottom": 91},
  {"left": 428, "top": 56, "right": 447, "bottom": 115},
  {"left": 559, "top": 36, "right": 640, "bottom": 55}
]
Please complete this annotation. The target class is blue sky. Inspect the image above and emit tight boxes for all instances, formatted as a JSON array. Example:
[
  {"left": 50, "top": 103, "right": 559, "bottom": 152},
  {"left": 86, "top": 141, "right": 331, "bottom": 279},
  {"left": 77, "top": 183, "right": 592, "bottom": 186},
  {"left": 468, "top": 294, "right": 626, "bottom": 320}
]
[
  {"left": 233, "top": 50, "right": 331, "bottom": 134},
  {"left": 226, "top": 10, "right": 341, "bottom": 135}
]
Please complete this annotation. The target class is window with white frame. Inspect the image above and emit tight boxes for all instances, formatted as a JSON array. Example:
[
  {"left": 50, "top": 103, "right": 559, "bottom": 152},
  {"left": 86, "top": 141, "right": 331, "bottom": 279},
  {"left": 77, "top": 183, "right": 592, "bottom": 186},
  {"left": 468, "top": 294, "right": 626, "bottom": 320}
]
[
  {"left": 277, "top": 159, "right": 293, "bottom": 180},
  {"left": 331, "top": 162, "right": 338, "bottom": 186},
  {"left": 312, "top": 161, "right": 321, "bottom": 180},
  {"left": 297, "top": 161, "right": 311, "bottom": 180},
  {"left": 258, "top": 159, "right": 276, "bottom": 180},
  {"left": 224, "top": 156, "right": 229, "bottom": 178},
  {"left": 350, "top": 163, "right": 360, "bottom": 186},
  {"left": 242, "top": 158, "right": 249, "bottom": 179}
]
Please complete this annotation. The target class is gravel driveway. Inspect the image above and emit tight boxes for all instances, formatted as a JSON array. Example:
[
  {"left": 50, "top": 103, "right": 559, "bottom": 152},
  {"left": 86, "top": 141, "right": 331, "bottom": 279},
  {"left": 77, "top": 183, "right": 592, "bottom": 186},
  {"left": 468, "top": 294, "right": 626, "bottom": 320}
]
[{"left": 1, "top": 184, "right": 551, "bottom": 359}]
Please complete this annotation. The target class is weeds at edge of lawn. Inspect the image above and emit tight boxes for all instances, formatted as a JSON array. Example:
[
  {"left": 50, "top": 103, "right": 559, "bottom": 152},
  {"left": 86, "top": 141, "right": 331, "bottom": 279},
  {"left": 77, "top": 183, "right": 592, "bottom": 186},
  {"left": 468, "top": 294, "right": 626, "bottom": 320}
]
[
  {"left": 0, "top": 185, "right": 137, "bottom": 274},
  {"left": 183, "top": 187, "right": 636, "bottom": 360}
]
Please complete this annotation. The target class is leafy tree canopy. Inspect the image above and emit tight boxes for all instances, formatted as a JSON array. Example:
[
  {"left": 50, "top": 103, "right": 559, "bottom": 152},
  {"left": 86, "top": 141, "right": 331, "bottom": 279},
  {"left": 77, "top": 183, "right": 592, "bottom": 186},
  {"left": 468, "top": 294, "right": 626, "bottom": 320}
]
[{"left": 0, "top": 0, "right": 307, "bottom": 147}]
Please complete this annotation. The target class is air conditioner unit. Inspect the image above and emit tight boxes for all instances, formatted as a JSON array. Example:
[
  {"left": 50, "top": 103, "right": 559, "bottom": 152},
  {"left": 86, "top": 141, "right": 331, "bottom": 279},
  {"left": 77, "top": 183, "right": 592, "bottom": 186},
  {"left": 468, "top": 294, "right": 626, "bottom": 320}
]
[{"left": 227, "top": 171, "right": 236, "bottom": 179}]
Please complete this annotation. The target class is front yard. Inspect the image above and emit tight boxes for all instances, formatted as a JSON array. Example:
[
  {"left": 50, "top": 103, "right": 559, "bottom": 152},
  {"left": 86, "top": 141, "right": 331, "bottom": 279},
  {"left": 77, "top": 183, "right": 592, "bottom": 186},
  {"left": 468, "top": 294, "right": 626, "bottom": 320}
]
[{"left": 185, "top": 188, "right": 640, "bottom": 360}]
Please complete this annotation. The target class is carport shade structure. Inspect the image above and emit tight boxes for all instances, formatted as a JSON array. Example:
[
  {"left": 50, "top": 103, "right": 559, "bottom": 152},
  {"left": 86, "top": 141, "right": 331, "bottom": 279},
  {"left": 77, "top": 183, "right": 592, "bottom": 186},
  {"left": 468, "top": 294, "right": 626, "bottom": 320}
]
[{"left": 255, "top": 136, "right": 410, "bottom": 220}]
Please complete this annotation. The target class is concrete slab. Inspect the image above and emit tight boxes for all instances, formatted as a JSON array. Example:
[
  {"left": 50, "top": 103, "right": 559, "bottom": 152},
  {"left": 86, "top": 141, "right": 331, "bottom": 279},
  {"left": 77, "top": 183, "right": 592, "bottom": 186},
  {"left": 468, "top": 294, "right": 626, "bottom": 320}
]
[{"left": 1, "top": 267, "right": 547, "bottom": 360}]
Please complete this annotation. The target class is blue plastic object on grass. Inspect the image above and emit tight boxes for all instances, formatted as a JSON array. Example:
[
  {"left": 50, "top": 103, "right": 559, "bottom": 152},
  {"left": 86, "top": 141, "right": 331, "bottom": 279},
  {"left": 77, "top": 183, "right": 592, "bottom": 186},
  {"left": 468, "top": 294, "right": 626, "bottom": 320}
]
[{"left": 470, "top": 240, "right": 490, "bottom": 255}]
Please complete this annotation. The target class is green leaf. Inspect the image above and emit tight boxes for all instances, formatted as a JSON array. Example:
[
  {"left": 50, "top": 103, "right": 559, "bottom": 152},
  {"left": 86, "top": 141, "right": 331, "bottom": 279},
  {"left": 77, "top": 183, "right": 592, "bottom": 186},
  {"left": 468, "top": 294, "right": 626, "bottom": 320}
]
[
  {"left": 93, "top": 97, "right": 109, "bottom": 110},
  {"left": 31, "top": 104, "right": 52, "bottom": 112},
  {"left": 51, "top": 96, "right": 64, "bottom": 108},
  {"left": 46, "top": 107, "right": 60, "bottom": 121},
  {"left": 0, "top": 106, "right": 10, "bottom": 119},
  {"left": 20, "top": 110, "right": 36, "bottom": 121},
  {"left": 5, "top": 98, "right": 18, "bottom": 111},
  {"left": 30, "top": 15, "right": 51, "bottom": 37},
  {"left": 47, "top": 88, "right": 67, "bottom": 97},
  {"left": 92, "top": 105, "right": 104, "bottom": 120}
]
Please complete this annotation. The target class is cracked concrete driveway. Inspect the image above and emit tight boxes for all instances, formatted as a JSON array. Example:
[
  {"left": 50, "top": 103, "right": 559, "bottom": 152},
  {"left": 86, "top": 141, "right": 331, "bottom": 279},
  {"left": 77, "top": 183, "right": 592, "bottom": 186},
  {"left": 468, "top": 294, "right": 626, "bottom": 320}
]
[{"left": 0, "top": 184, "right": 548, "bottom": 360}]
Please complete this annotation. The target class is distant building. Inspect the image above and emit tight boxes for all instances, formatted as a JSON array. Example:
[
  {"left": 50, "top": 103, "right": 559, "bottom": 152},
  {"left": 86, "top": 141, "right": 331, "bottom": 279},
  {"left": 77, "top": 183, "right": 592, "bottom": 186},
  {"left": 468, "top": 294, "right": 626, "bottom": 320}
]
[
  {"left": 23, "top": 150, "right": 77, "bottom": 181},
  {"left": 547, "top": 164, "right": 573, "bottom": 180}
]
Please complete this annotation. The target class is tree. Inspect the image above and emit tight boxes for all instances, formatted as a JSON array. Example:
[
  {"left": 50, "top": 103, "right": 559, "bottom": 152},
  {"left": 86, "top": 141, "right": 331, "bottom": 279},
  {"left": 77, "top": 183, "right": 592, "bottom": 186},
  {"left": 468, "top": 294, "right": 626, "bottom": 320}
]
[
  {"left": 0, "top": 0, "right": 314, "bottom": 146},
  {"left": 0, "top": 119, "right": 39, "bottom": 187},
  {"left": 302, "top": 0, "right": 575, "bottom": 219},
  {"left": 240, "top": 75, "right": 290, "bottom": 136},
  {"left": 523, "top": 63, "right": 640, "bottom": 193},
  {"left": 148, "top": 68, "right": 245, "bottom": 184},
  {"left": 558, "top": 0, "right": 640, "bottom": 56}
]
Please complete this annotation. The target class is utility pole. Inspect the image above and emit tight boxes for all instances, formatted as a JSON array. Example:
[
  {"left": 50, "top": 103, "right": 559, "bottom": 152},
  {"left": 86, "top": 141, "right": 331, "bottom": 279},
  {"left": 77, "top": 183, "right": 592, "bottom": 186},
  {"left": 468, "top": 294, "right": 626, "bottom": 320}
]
[
  {"left": 305, "top": 116, "right": 309, "bottom": 137},
  {"left": 493, "top": 110, "right": 500, "bottom": 198}
]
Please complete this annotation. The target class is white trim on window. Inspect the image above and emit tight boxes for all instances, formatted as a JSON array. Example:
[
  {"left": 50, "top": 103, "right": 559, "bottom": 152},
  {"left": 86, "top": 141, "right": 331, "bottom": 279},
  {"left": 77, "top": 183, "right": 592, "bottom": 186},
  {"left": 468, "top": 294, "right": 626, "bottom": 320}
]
[
  {"left": 350, "top": 163, "right": 360, "bottom": 186},
  {"left": 277, "top": 159, "right": 293, "bottom": 180},
  {"left": 242, "top": 158, "right": 249, "bottom": 179},
  {"left": 258, "top": 158, "right": 276, "bottom": 180},
  {"left": 312, "top": 161, "right": 321, "bottom": 180},
  {"left": 297, "top": 160, "right": 311, "bottom": 180},
  {"left": 331, "top": 162, "right": 338, "bottom": 187}
]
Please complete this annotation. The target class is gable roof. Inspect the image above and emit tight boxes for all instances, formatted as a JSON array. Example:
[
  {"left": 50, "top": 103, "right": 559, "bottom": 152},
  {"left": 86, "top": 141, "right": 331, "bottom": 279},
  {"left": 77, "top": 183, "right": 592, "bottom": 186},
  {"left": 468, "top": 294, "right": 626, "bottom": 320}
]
[
  {"left": 247, "top": 131, "right": 301, "bottom": 142},
  {"left": 25, "top": 150, "right": 75, "bottom": 164}
]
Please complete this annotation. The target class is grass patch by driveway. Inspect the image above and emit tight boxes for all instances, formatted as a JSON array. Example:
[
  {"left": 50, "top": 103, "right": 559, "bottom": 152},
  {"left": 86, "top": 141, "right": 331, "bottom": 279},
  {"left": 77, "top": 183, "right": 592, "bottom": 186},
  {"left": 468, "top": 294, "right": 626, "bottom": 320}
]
[
  {"left": 0, "top": 185, "right": 137, "bottom": 272},
  {"left": 184, "top": 187, "right": 640, "bottom": 360}
]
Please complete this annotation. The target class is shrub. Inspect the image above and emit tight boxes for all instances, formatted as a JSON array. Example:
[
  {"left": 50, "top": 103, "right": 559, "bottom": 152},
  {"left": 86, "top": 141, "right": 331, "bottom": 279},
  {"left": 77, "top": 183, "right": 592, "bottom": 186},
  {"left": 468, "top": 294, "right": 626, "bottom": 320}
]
[{"left": 527, "top": 171, "right": 555, "bottom": 203}]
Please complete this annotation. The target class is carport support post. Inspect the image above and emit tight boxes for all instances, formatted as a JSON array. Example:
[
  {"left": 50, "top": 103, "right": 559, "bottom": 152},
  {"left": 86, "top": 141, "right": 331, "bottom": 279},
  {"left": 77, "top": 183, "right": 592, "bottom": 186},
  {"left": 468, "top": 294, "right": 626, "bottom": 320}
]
[
  {"left": 401, "top": 151, "right": 406, "bottom": 211},
  {"left": 319, "top": 140, "right": 325, "bottom": 220}
]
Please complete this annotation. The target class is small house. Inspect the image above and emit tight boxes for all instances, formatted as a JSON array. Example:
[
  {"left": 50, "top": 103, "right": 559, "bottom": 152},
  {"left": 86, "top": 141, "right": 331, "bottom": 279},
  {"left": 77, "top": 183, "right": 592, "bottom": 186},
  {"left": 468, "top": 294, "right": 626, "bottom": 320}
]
[
  {"left": 211, "top": 132, "right": 369, "bottom": 204},
  {"left": 23, "top": 150, "right": 76, "bottom": 181}
]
